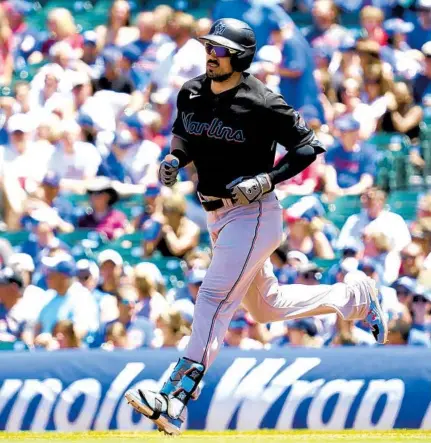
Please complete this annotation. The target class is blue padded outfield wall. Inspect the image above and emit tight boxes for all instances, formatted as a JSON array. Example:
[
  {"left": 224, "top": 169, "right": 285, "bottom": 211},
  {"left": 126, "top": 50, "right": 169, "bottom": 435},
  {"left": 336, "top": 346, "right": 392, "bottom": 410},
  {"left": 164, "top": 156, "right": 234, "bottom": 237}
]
[{"left": 0, "top": 348, "right": 431, "bottom": 431}]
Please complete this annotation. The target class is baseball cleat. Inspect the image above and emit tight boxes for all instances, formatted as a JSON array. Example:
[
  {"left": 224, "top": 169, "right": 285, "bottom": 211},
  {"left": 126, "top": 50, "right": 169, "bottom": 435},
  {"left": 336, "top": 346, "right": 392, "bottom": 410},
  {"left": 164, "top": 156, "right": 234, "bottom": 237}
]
[
  {"left": 345, "top": 272, "right": 388, "bottom": 344},
  {"left": 125, "top": 388, "right": 184, "bottom": 436}
]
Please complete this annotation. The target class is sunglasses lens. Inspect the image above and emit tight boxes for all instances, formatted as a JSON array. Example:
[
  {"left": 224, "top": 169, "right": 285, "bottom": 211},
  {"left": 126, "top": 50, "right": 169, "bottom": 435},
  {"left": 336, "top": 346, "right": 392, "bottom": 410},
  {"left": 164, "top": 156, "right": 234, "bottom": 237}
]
[{"left": 205, "top": 43, "right": 231, "bottom": 57}]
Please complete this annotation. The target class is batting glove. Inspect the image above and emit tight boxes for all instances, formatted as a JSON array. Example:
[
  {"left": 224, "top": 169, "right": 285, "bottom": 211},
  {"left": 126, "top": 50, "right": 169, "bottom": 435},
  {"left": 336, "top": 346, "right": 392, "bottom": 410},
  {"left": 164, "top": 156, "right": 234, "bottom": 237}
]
[
  {"left": 159, "top": 156, "right": 180, "bottom": 187},
  {"left": 226, "top": 173, "right": 272, "bottom": 205}
]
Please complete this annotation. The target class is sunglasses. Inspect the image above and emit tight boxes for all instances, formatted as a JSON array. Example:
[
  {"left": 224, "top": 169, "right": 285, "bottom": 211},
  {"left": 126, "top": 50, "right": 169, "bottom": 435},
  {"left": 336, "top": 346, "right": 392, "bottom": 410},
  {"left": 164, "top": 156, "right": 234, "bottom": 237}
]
[{"left": 204, "top": 42, "right": 237, "bottom": 57}]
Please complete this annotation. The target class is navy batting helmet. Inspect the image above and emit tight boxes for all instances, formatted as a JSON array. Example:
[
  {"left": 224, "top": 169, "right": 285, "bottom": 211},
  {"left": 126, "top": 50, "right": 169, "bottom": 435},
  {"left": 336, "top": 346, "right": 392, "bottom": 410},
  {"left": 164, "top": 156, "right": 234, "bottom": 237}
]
[{"left": 199, "top": 18, "right": 256, "bottom": 72}]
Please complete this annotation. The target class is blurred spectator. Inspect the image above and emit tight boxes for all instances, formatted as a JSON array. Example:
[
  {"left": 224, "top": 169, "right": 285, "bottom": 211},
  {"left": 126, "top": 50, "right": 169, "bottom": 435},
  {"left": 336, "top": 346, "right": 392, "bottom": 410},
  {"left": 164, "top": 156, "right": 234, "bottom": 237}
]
[
  {"left": 35, "top": 256, "right": 99, "bottom": 341},
  {"left": 22, "top": 171, "right": 75, "bottom": 233},
  {"left": 0, "top": 267, "right": 25, "bottom": 344},
  {"left": 41, "top": 8, "right": 83, "bottom": 58},
  {"left": 80, "top": 31, "right": 104, "bottom": 80},
  {"left": 103, "top": 322, "right": 129, "bottom": 350},
  {"left": 0, "top": 6, "right": 13, "bottom": 86},
  {"left": 95, "top": 0, "right": 138, "bottom": 49},
  {"left": 337, "top": 187, "right": 411, "bottom": 252},
  {"left": 392, "top": 276, "right": 416, "bottom": 319},
  {"left": 270, "top": 242, "right": 305, "bottom": 284},
  {"left": 213, "top": 0, "right": 289, "bottom": 50},
  {"left": 13, "top": 81, "right": 31, "bottom": 114},
  {"left": 126, "top": 12, "right": 160, "bottom": 93},
  {"left": 48, "top": 120, "right": 101, "bottom": 181},
  {"left": 99, "top": 285, "right": 154, "bottom": 350},
  {"left": 2, "top": 1, "right": 39, "bottom": 69},
  {"left": 156, "top": 308, "right": 191, "bottom": 349},
  {"left": 144, "top": 193, "right": 200, "bottom": 258},
  {"left": 130, "top": 185, "right": 163, "bottom": 232},
  {"left": 387, "top": 318, "right": 430, "bottom": 346},
  {"left": 95, "top": 47, "right": 134, "bottom": 94},
  {"left": 196, "top": 18, "right": 212, "bottom": 38},
  {"left": 324, "top": 115, "right": 377, "bottom": 197},
  {"left": 274, "top": 318, "right": 322, "bottom": 347},
  {"left": 407, "top": 0, "right": 431, "bottom": 51},
  {"left": 224, "top": 315, "right": 263, "bottom": 349},
  {"left": 151, "top": 12, "right": 205, "bottom": 99},
  {"left": 303, "top": 0, "right": 348, "bottom": 49},
  {"left": 19, "top": 216, "right": 68, "bottom": 267},
  {"left": 284, "top": 196, "right": 335, "bottom": 259},
  {"left": 171, "top": 267, "right": 206, "bottom": 311},
  {"left": 133, "top": 262, "right": 169, "bottom": 324},
  {"left": 399, "top": 242, "right": 426, "bottom": 279},
  {"left": 276, "top": 23, "right": 324, "bottom": 119},
  {"left": 329, "top": 316, "right": 375, "bottom": 346},
  {"left": 380, "top": 82, "right": 423, "bottom": 145},
  {"left": 78, "top": 178, "right": 127, "bottom": 240},
  {"left": 381, "top": 18, "right": 421, "bottom": 80},
  {"left": 361, "top": 228, "right": 399, "bottom": 285},
  {"left": 52, "top": 320, "right": 81, "bottom": 349},
  {"left": 95, "top": 249, "right": 124, "bottom": 298},
  {"left": 295, "top": 262, "right": 324, "bottom": 285},
  {"left": 413, "top": 42, "right": 431, "bottom": 105},
  {"left": 361, "top": 64, "right": 391, "bottom": 120},
  {"left": 103, "top": 114, "right": 160, "bottom": 186},
  {"left": 360, "top": 6, "right": 386, "bottom": 46}
]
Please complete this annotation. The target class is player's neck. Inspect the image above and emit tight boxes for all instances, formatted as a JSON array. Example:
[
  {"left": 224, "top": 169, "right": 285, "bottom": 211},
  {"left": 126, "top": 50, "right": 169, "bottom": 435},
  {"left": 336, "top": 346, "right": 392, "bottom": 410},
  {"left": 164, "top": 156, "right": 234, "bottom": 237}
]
[{"left": 210, "top": 72, "right": 242, "bottom": 95}]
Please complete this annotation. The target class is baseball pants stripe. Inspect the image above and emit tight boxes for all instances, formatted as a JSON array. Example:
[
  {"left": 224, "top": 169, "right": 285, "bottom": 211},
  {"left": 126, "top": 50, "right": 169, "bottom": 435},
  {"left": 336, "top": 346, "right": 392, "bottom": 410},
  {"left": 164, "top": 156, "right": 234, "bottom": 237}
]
[{"left": 184, "top": 193, "right": 369, "bottom": 369}]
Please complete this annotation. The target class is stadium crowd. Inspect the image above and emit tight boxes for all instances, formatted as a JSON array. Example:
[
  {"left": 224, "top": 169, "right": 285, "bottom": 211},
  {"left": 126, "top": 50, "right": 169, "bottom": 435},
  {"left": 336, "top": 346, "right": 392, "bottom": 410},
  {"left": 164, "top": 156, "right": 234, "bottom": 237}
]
[{"left": 0, "top": 0, "right": 431, "bottom": 352}]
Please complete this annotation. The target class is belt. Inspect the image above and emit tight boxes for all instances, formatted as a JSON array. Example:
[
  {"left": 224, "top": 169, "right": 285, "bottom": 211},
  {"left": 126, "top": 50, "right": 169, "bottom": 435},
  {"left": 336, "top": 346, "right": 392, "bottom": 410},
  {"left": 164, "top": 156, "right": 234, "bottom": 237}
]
[{"left": 198, "top": 192, "right": 235, "bottom": 212}]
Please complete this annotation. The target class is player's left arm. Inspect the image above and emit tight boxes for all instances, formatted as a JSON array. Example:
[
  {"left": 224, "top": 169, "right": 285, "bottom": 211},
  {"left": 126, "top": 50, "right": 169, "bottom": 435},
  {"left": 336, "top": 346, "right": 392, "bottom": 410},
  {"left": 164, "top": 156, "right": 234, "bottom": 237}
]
[
  {"left": 226, "top": 94, "right": 325, "bottom": 205},
  {"left": 264, "top": 93, "right": 326, "bottom": 188}
]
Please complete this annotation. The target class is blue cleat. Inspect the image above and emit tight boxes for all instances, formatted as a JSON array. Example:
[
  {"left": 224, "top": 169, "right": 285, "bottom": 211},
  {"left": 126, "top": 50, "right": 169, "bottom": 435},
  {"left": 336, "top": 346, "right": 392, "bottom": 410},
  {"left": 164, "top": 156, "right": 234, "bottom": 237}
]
[
  {"left": 346, "top": 272, "right": 388, "bottom": 344},
  {"left": 125, "top": 388, "right": 185, "bottom": 436}
]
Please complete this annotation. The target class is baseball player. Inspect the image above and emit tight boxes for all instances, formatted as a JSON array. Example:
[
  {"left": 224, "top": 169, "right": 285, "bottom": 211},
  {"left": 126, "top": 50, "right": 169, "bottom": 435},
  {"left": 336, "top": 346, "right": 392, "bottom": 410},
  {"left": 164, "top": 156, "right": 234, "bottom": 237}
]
[{"left": 125, "top": 18, "right": 387, "bottom": 435}]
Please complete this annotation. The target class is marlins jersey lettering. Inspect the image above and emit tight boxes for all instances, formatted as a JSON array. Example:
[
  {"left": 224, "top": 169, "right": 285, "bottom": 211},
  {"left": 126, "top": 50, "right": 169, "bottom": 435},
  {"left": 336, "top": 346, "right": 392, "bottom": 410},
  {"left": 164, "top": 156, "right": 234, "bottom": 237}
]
[{"left": 172, "top": 72, "right": 315, "bottom": 198}]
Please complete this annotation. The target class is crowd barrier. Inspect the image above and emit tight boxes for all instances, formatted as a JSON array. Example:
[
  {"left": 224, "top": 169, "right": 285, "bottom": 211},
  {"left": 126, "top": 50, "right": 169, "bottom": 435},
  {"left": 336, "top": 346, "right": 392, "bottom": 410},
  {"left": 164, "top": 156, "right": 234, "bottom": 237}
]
[{"left": 0, "top": 348, "right": 430, "bottom": 431}]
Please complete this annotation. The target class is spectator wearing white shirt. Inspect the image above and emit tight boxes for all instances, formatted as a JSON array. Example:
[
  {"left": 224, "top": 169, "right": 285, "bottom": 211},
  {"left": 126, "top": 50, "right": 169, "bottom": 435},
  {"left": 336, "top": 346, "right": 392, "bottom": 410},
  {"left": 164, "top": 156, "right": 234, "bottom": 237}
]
[
  {"left": 48, "top": 120, "right": 101, "bottom": 181},
  {"left": 151, "top": 12, "right": 206, "bottom": 101},
  {"left": 0, "top": 114, "right": 51, "bottom": 228},
  {"left": 34, "top": 256, "right": 99, "bottom": 343},
  {"left": 337, "top": 187, "right": 411, "bottom": 253}
]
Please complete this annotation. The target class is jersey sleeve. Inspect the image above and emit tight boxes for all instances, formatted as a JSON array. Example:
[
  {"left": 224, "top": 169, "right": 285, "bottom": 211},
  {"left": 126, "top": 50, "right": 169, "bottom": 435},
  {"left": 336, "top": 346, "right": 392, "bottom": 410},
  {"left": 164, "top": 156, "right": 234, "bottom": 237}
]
[
  {"left": 264, "top": 92, "right": 325, "bottom": 152},
  {"left": 171, "top": 87, "right": 190, "bottom": 143}
]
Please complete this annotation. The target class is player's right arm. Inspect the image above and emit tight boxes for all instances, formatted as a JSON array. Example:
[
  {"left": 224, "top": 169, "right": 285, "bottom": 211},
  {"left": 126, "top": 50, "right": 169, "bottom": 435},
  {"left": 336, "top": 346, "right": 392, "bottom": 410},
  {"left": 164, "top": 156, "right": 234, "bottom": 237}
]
[{"left": 159, "top": 87, "right": 193, "bottom": 186}]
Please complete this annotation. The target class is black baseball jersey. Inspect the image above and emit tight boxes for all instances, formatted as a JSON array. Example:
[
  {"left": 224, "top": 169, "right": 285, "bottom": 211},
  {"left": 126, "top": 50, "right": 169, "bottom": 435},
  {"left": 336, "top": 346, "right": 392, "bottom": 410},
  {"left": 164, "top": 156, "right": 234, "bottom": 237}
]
[{"left": 172, "top": 72, "right": 320, "bottom": 198}]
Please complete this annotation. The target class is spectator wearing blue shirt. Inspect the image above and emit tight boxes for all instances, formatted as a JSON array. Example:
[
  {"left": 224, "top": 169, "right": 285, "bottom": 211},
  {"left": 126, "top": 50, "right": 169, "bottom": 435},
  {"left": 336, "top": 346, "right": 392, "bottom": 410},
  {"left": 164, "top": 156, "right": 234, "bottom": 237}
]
[
  {"left": 21, "top": 172, "right": 76, "bottom": 232},
  {"left": 19, "top": 216, "right": 69, "bottom": 269},
  {"left": 407, "top": 0, "right": 431, "bottom": 51},
  {"left": 387, "top": 318, "right": 431, "bottom": 346},
  {"left": 35, "top": 256, "right": 99, "bottom": 343},
  {"left": 80, "top": 31, "right": 105, "bottom": 80},
  {"left": 324, "top": 115, "right": 377, "bottom": 197},
  {"left": 128, "top": 12, "right": 161, "bottom": 91},
  {"left": 212, "top": 0, "right": 289, "bottom": 50},
  {"left": 131, "top": 184, "right": 163, "bottom": 232},
  {"left": 277, "top": 23, "right": 325, "bottom": 119},
  {"left": 410, "top": 284, "right": 431, "bottom": 332},
  {"left": 272, "top": 318, "right": 322, "bottom": 347},
  {"left": 380, "top": 18, "right": 421, "bottom": 80},
  {"left": 302, "top": 0, "right": 349, "bottom": 50},
  {"left": 413, "top": 42, "right": 431, "bottom": 104}
]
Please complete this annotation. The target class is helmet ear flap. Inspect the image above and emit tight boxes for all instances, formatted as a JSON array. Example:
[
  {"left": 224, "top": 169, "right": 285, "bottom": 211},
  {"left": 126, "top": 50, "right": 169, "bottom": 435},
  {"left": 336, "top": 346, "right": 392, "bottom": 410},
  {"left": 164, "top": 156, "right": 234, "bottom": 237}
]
[{"left": 230, "top": 47, "right": 255, "bottom": 72}]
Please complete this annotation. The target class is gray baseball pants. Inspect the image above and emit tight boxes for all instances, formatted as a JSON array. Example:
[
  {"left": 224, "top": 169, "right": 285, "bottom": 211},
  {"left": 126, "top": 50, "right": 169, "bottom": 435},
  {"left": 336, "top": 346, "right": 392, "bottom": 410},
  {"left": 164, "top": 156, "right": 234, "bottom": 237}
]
[{"left": 184, "top": 192, "right": 369, "bottom": 368}]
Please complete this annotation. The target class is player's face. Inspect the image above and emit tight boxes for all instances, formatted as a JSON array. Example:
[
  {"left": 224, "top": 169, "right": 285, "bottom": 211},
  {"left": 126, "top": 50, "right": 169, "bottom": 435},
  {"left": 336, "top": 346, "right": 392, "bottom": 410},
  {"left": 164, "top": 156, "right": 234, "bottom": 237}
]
[{"left": 205, "top": 42, "right": 235, "bottom": 82}]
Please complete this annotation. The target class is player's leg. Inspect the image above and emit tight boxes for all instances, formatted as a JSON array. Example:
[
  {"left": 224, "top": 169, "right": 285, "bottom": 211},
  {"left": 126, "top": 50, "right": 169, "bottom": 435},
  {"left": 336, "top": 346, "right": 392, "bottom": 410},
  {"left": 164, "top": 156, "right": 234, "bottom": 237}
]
[
  {"left": 243, "top": 258, "right": 387, "bottom": 342},
  {"left": 125, "top": 194, "right": 283, "bottom": 434}
]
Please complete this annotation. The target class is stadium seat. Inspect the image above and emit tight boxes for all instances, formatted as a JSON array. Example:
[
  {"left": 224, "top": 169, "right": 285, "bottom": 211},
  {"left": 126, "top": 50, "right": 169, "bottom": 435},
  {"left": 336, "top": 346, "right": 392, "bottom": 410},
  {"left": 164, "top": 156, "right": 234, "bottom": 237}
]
[
  {"left": 280, "top": 195, "right": 303, "bottom": 209},
  {"left": 369, "top": 132, "right": 412, "bottom": 191},
  {"left": 313, "top": 257, "right": 340, "bottom": 271},
  {"left": 58, "top": 229, "right": 107, "bottom": 248},
  {"left": 0, "top": 230, "right": 30, "bottom": 246},
  {"left": 387, "top": 190, "right": 421, "bottom": 221}
]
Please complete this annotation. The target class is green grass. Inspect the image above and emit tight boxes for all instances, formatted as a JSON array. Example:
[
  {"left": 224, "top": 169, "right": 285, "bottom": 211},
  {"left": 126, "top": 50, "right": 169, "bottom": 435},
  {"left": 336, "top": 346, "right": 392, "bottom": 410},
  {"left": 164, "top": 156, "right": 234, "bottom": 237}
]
[{"left": 0, "top": 431, "right": 430, "bottom": 443}]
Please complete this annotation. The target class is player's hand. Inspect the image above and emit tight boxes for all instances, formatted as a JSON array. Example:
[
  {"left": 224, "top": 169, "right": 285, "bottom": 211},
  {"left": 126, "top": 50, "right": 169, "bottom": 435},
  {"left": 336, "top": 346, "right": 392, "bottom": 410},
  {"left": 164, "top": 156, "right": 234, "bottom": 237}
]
[
  {"left": 226, "top": 174, "right": 272, "bottom": 205},
  {"left": 159, "top": 155, "right": 180, "bottom": 187}
]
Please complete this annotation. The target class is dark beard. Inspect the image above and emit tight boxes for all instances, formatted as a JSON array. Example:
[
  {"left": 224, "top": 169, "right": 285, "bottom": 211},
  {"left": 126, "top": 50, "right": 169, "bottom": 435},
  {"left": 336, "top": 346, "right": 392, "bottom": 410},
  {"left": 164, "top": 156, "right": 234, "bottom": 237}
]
[{"left": 207, "top": 70, "right": 234, "bottom": 82}]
